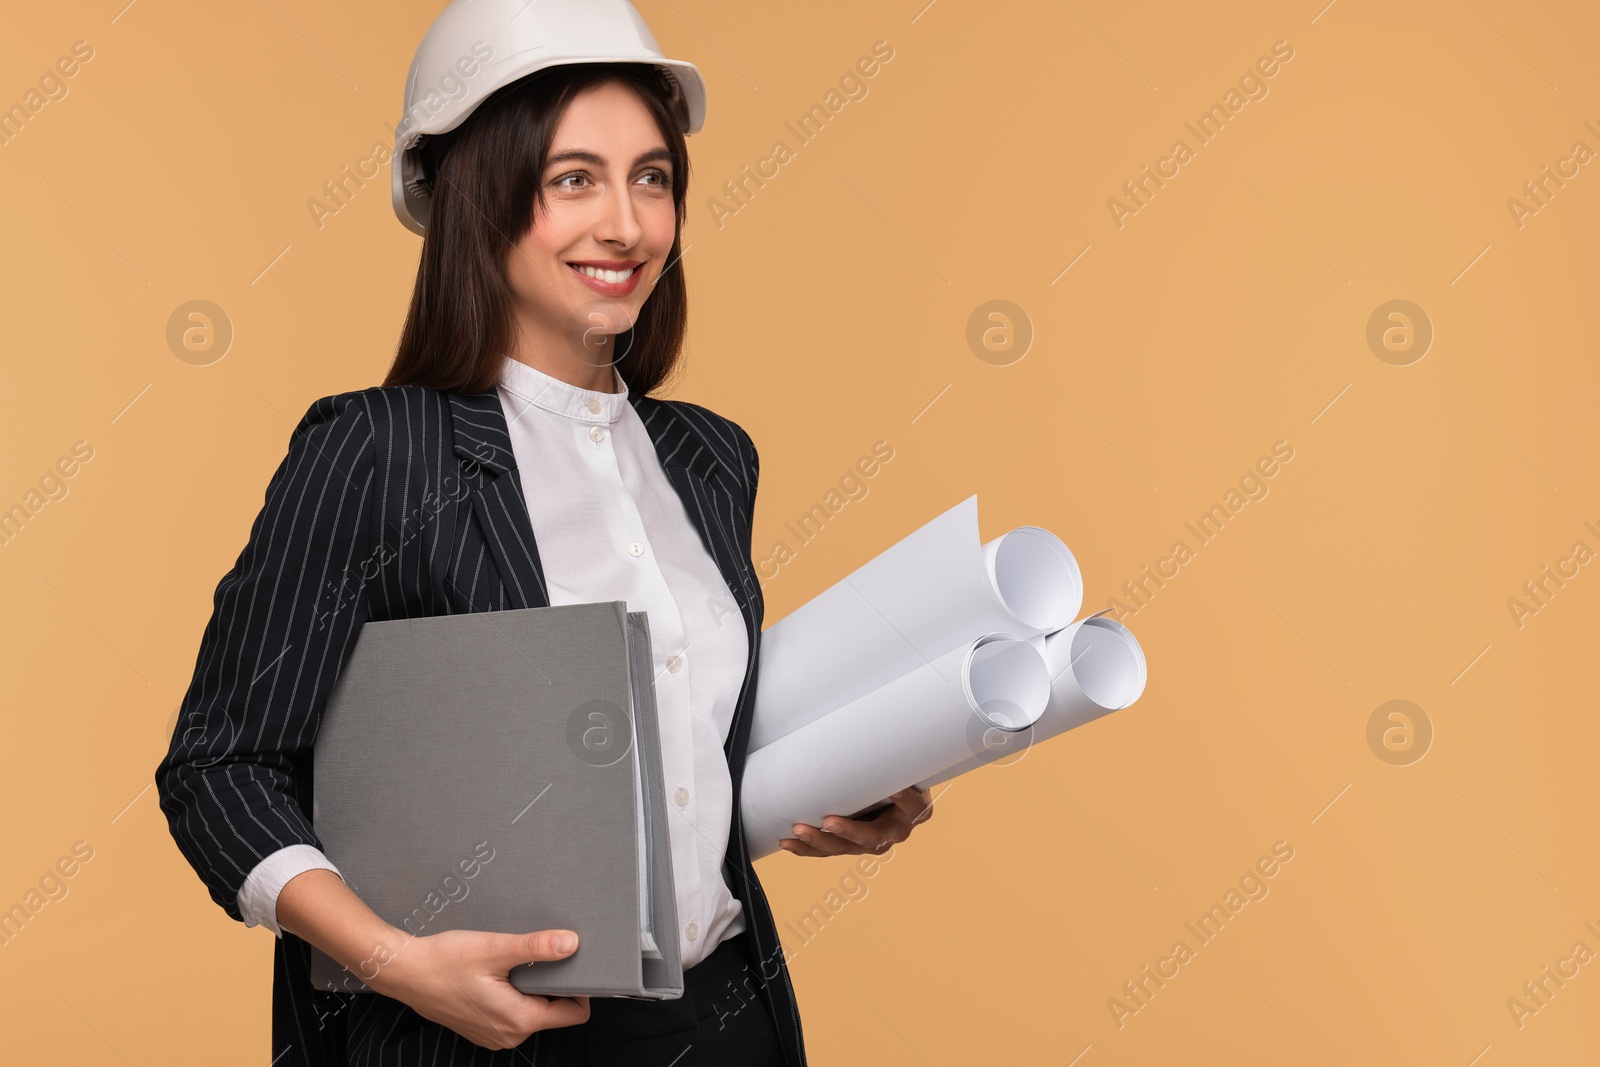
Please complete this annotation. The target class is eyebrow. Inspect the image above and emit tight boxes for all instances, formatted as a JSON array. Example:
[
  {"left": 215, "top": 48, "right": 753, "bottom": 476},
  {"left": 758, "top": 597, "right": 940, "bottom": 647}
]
[{"left": 543, "top": 147, "right": 673, "bottom": 170}]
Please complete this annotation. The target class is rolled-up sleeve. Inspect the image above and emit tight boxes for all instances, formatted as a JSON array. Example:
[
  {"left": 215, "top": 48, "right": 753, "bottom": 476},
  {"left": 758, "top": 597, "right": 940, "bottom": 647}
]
[
  {"left": 237, "top": 844, "right": 343, "bottom": 936},
  {"left": 155, "top": 392, "right": 376, "bottom": 922}
]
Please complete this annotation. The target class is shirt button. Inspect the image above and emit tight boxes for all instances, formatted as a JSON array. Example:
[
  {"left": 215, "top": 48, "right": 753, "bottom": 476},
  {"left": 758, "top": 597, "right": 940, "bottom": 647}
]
[
  {"left": 628, "top": 540, "right": 644, "bottom": 557},
  {"left": 585, "top": 398, "right": 601, "bottom": 414},
  {"left": 685, "top": 922, "right": 699, "bottom": 942},
  {"left": 666, "top": 654, "right": 683, "bottom": 674},
  {"left": 674, "top": 787, "right": 689, "bottom": 806},
  {"left": 589, "top": 425, "right": 606, "bottom": 443}
]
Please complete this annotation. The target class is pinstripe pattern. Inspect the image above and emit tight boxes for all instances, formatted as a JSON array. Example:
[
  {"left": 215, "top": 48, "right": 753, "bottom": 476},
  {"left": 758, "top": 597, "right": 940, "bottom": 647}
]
[{"left": 156, "top": 384, "right": 804, "bottom": 1066}]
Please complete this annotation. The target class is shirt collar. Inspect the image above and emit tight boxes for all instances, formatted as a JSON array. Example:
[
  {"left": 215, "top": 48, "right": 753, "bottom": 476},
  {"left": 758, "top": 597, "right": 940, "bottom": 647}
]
[{"left": 497, "top": 356, "right": 630, "bottom": 425}]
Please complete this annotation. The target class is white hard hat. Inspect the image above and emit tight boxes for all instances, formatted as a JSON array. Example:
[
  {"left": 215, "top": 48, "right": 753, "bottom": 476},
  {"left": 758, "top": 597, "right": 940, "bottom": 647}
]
[{"left": 392, "top": 0, "right": 707, "bottom": 235}]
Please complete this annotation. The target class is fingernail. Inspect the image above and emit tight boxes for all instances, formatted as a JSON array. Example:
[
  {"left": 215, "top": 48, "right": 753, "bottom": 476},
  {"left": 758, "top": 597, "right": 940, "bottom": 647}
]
[{"left": 555, "top": 932, "right": 577, "bottom": 954}]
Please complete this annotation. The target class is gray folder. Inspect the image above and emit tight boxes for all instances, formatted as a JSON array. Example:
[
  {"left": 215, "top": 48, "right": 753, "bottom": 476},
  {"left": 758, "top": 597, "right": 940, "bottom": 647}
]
[{"left": 306, "top": 601, "right": 683, "bottom": 1000}]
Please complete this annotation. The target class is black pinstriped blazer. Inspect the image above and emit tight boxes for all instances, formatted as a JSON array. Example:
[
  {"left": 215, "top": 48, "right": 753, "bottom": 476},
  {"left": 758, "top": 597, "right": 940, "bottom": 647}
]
[{"left": 154, "top": 382, "right": 807, "bottom": 1067}]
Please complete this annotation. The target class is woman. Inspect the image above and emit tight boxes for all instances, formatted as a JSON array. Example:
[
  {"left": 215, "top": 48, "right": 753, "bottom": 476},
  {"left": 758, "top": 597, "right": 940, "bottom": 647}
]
[{"left": 154, "top": 2, "right": 932, "bottom": 1065}]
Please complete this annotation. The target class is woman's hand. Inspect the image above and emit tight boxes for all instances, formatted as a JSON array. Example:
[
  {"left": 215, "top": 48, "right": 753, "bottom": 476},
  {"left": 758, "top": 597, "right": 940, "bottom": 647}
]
[
  {"left": 371, "top": 928, "right": 592, "bottom": 1050},
  {"left": 778, "top": 786, "right": 935, "bottom": 858},
  {"left": 277, "top": 869, "right": 588, "bottom": 1051}
]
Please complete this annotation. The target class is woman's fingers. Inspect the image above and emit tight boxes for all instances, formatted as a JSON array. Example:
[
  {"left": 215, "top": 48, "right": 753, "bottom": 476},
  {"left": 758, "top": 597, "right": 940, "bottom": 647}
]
[
  {"left": 820, "top": 815, "right": 900, "bottom": 854},
  {"left": 530, "top": 993, "right": 591, "bottom": 1030},
  {"left": 890, "top": 786, "right": 935, "bottom": 826},
  {"left": 778, "top": 836, "right": 833, "bottom": 858},
  {"left": 782, "top": 789, "right": 935, "bottom": 857},
  {"left": 790, "top": 822, "right": 861, "bottom": 856}
]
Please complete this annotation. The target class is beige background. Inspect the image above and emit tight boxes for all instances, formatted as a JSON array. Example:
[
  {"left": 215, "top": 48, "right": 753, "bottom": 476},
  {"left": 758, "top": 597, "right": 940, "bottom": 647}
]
[{"left": 3, "top": 0, "right": 1598, "bottom": 1062}]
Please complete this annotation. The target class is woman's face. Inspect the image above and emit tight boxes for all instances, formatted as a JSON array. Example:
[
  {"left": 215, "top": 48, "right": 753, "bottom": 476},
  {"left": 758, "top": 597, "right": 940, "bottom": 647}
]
[{"left": 506, "top": 79, "right": 679, "bottom": 373}]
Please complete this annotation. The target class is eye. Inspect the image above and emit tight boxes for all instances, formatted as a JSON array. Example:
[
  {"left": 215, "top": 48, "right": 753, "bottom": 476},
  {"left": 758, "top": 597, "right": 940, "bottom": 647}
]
[
  {"left": 552, "top": 171, "right": 591, "bottom": 190},
  {"left": 639, "top": 168, "right": 672, "bottom": 189}
]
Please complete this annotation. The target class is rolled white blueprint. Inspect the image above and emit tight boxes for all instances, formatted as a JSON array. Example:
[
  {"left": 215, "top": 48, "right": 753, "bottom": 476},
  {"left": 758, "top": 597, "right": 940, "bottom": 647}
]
[
  {"left": 915, "top": 613, "right": 1148, "bottom": 790},
  {"left": 742, "top": 632, "right": 1050, "bottom": 861},
  {"left": 749, "top": 495, "right": 1082, "bottom": 752}
]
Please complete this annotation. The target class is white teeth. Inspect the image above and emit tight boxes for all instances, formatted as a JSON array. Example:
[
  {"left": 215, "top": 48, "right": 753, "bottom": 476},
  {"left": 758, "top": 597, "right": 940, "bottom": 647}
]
[{"left": 576, "top": 265, "right": 635, "bottom": 283}]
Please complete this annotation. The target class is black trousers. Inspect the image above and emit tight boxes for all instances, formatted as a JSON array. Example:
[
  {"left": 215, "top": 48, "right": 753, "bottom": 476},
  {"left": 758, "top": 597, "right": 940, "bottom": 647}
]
[{"left": 553, "top": 931, "right": 786, "bottom": 1066}]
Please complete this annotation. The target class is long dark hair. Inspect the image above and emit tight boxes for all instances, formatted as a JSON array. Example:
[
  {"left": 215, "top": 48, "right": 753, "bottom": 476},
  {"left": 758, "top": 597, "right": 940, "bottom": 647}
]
[{"left": 383, "top": 63, "right": 691, "bottom": 396}]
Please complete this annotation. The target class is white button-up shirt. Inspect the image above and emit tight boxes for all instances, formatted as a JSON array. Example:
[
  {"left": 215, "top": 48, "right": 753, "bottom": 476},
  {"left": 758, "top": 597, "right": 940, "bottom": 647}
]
[{"left": 236, "top": 357, "right": 748, "bottom": 972}]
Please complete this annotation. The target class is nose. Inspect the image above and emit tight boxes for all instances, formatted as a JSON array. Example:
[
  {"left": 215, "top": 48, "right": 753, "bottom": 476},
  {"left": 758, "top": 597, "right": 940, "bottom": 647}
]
[{"left": 593, "top": 171, "right": 643, "bottom": 249}]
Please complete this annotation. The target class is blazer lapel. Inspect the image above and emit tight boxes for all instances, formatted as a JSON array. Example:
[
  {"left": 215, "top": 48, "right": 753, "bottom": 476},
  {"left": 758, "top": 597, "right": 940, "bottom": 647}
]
[{"left": 447, "top": 391, "right": 550, "bottom": 611}]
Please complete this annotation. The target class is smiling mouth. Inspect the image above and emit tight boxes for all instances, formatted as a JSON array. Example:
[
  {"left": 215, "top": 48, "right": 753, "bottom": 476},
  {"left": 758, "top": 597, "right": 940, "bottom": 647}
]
[{"left": 567, "top": 263, "right": 640, "bottom": 283}]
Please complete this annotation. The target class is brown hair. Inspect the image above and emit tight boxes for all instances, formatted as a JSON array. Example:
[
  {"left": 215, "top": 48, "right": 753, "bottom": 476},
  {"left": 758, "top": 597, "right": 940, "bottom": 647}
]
[{"left": 383, "top": 63, "right": 691, "bottom": 396}]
